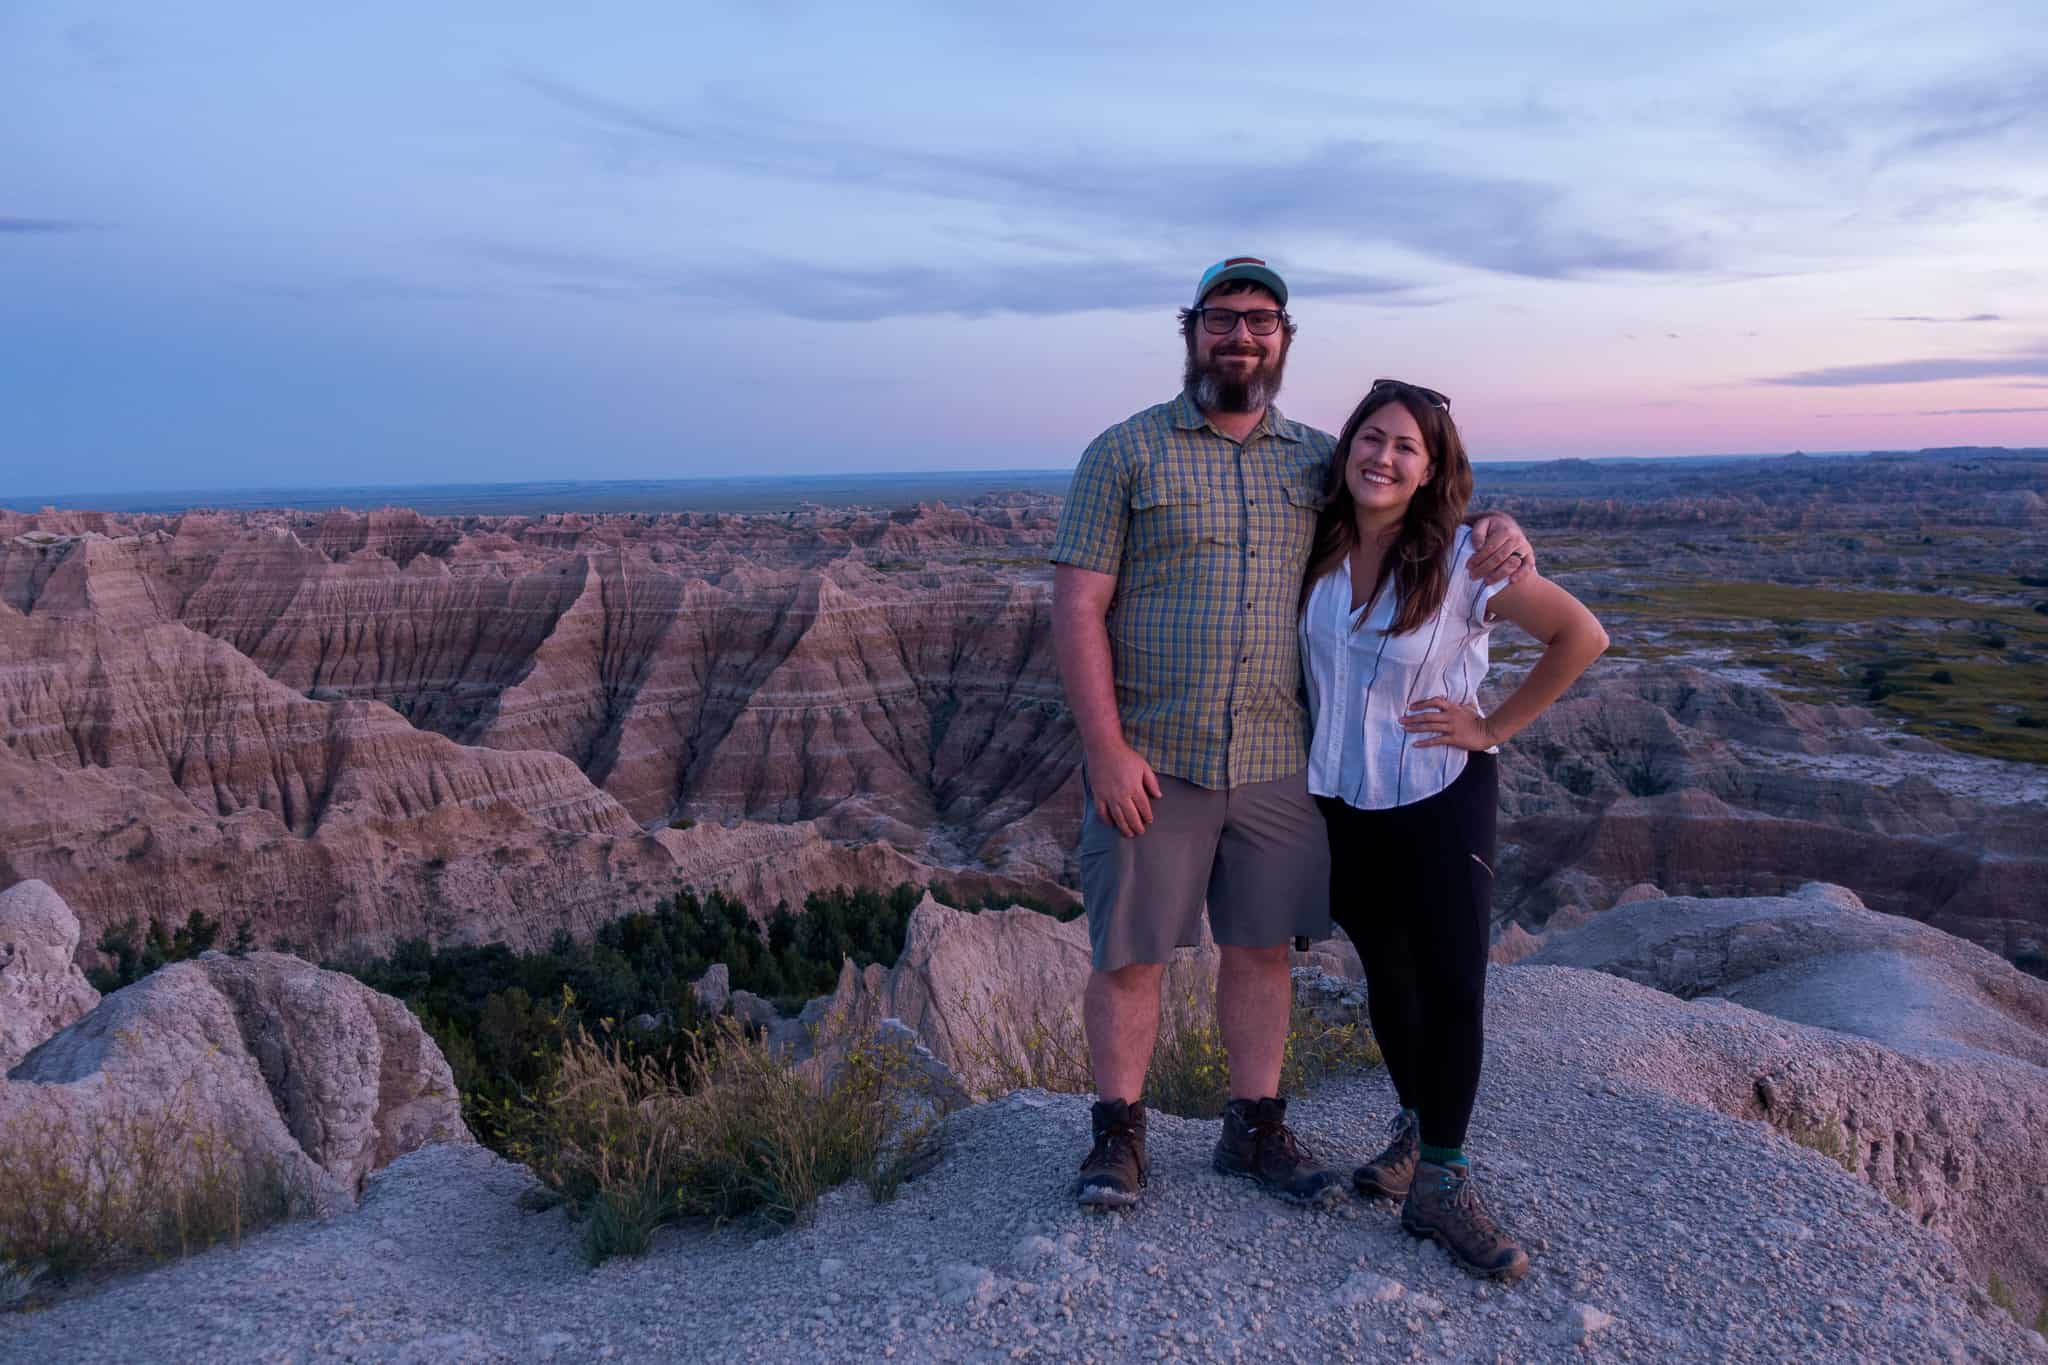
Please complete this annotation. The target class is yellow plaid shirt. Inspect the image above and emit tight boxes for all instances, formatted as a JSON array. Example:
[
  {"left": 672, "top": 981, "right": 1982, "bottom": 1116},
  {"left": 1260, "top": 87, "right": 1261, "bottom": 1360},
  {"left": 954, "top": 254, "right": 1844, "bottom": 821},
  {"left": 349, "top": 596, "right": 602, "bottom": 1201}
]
[{"left": 1050, "top": 392, "right": 1335, "bottom": 789}]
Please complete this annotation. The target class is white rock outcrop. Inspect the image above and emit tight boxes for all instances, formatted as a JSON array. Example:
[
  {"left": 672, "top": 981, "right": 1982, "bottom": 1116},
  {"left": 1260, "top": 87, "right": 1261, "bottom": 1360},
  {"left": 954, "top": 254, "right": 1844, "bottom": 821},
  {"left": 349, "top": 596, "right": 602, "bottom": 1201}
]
[
  {"left": 0, "top": 879, "right": 100, "bottom": 1070},
  {"left": 1531, "top": 882, "right": 2048, "bottom": 1310},
  {"left": 3, "top": 950, "right": 470, "bottom": 1211}
]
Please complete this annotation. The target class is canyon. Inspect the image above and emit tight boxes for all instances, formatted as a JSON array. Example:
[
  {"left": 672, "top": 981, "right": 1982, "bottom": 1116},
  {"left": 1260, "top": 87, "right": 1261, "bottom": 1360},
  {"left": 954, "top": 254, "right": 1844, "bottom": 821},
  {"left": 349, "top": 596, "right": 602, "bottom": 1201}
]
[{"left": 2, "top": 446, "right": 2044, "bottom": 968}]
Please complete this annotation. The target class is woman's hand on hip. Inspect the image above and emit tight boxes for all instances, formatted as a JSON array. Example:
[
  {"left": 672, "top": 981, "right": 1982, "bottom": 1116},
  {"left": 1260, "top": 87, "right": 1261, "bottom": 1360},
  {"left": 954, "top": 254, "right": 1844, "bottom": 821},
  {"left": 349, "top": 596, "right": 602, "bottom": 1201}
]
[{"left": 1402, "top": 696, "right": 1499, "bottom": 751}]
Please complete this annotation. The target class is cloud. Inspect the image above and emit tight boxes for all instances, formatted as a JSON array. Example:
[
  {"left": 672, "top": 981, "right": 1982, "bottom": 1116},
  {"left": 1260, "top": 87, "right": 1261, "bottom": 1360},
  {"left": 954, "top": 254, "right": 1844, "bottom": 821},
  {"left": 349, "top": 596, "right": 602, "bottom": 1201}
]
[
  {"left": 1758, "top": 343, "right": 2048, "bottom": 387},
  {"left": 520, "top": 76, "right": 1704, "bottom": 285},
  {"left": 1883, "top": 313, "right": 2003, "bottom": 323},
  {"left": 1916, "top": 406, "right": 2048, "bottom": 415},
  {"left": 1883, "top": 72, "right": 2048, "bottom": 161},
  {"left": 463, "top": 238, "right": 1418, "bottom": 322},
  {"left": 0, "top": 217, "right": 93, "bottom": 234}
]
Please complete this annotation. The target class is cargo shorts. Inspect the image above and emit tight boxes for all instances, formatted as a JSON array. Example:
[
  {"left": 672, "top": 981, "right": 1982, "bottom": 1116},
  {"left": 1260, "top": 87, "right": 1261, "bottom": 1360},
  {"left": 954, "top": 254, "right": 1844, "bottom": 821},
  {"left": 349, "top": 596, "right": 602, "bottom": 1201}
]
[{"left": 1077, "top": 766, "right": 1332, "bottom": 971}]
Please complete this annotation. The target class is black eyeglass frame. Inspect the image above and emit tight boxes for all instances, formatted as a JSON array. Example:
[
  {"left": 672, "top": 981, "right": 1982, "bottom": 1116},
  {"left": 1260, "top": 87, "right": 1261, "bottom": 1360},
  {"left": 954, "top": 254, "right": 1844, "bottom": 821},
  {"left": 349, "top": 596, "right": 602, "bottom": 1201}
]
[
  {"left": 1368, "top": 377, "right": 1451, "bottom": 411},
  {"left": 1193, "top": 306, "right": 1288, "bottom": 336}
]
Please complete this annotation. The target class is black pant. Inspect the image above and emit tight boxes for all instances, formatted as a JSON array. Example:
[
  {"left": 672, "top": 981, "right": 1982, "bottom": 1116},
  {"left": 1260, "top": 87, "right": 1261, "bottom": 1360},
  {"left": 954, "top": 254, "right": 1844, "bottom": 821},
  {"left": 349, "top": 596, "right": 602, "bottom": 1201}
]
[{"left": 1319, "top": 752, "right": 1496, "bottom": 1151}]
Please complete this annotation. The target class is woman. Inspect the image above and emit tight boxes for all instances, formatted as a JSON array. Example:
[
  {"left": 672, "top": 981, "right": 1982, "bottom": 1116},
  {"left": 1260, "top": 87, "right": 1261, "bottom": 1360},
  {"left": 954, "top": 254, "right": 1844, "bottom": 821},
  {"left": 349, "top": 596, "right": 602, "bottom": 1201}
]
[{"left": 1299, "top": 378, "right": 1606, "bottom": 1282}]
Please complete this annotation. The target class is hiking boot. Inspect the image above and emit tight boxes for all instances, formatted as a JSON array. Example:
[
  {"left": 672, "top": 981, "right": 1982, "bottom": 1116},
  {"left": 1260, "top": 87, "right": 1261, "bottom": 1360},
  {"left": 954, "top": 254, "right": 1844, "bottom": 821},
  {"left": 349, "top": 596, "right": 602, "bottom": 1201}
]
[
  {"left": 1353, "top": 1108, "right": 1420, "bottom": 1201},
  {"left": 1075, "top": 1099, "right": 1148, "bottom": 1210},
  {"left": 1401, "top": 1160, "right": 1529, "bottom": 1282},
  {"left": 1212, "top": 1097, "right": 1345, "bottom": 1205}
]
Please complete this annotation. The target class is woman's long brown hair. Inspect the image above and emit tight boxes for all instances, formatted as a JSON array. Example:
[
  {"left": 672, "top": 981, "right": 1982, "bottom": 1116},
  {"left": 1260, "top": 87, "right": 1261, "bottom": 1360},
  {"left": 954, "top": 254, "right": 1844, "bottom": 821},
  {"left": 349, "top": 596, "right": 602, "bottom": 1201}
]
[{"left": 1299, "top": 383, "right": 1474, "bottom": 634}]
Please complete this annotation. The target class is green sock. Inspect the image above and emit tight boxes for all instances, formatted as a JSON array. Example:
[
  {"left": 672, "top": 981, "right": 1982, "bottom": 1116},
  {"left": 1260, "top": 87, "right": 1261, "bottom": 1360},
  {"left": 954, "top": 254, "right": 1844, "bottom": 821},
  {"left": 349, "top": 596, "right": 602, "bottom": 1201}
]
[{"left": 1419, "top": 1143, "right": 1467, "bottom": 1168}]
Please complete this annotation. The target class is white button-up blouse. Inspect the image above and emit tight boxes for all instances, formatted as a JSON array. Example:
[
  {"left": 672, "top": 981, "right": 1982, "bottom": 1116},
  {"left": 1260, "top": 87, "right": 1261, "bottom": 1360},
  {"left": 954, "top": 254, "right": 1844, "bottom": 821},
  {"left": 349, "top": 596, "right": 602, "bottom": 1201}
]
[{"left": 1299, "top": 526, "right": 1506, "bottom": 811}]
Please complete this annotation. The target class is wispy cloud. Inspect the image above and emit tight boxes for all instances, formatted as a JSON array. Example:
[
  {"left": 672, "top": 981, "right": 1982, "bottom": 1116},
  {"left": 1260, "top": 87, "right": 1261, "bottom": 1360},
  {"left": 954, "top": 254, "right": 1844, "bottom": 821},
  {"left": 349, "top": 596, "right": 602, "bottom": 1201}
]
[
  {"left": 1884, "top": 313, "right": 2002, "bottom": 323},
  {"left": 1758, "top": 342, "right": 2048, "bottom": 387},
  {"left": 1916, "top": 405, "right": 2048, "bottom": 415},
  {"left": 0, "top": 217, "right": 93, "bottom": 234},
  {"left": 464, "top": 238, "right": 1419, "bottom": 322},
  {"left": 520, "top": 75, "right": 1705, "bottom": 288}
]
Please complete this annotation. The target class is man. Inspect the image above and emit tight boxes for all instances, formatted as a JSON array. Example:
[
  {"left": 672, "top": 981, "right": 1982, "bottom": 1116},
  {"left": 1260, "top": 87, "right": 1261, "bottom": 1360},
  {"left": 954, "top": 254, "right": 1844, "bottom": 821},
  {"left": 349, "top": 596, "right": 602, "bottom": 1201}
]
[{"left": 1048, "top": 257, "right": 1532, "bottom": 1210}]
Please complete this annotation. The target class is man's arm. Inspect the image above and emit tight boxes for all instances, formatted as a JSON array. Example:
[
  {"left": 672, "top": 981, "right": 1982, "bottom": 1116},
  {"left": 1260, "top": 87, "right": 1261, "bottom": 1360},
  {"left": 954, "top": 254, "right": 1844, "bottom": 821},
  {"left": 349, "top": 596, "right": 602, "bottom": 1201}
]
[
  {"left": 1052, "top": 564, "right": 1160, "bottom": 838},
  {"left": 1464, "top": 510, "right": 1534, "bottom": 586}
]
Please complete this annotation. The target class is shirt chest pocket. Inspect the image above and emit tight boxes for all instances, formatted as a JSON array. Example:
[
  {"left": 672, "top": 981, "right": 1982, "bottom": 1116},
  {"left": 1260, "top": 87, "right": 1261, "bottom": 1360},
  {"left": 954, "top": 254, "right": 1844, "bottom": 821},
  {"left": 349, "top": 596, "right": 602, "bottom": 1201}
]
[{"left": 1130, "top": 470, "right": 1234, "bottom": 551}]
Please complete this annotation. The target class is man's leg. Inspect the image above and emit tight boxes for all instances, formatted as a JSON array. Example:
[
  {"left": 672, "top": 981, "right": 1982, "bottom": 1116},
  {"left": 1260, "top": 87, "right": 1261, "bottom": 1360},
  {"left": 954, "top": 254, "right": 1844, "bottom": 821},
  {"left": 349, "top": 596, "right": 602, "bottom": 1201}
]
[
  {"left": 1084, "top": 961, "right": 1165, "bottom": 1103},
  {"left": 1205, "top": 772, "right": 1343, "bottom": 1204},
  {"left": 1216, "top": 942, "right": 1290, "bottom": 1101}
]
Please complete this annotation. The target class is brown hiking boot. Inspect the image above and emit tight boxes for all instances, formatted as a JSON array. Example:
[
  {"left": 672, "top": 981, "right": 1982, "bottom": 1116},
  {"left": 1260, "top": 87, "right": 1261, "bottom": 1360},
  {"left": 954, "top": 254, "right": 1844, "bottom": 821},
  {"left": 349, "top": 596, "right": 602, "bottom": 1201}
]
[
  {"left": 1212, "top": 1097, "right": 1344, "bottom": 1205},
  {"left": 1354, "top": 1108, "right": 1420, "bottom": 1201},
  {"left": 1075, "top": 1099, "right": 1147, "bottom": 1210},
  {"left": 1401, "top": 1160, "right": 1529, "bottom": 1282}
]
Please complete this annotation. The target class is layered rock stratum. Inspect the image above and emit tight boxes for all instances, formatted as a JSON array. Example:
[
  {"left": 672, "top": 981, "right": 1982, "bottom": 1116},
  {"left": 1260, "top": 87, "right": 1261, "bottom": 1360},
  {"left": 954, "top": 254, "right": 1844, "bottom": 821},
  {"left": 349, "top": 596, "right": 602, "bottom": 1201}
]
[{"left": 4, "top": 460, "right": 2045, "bottom": 970}]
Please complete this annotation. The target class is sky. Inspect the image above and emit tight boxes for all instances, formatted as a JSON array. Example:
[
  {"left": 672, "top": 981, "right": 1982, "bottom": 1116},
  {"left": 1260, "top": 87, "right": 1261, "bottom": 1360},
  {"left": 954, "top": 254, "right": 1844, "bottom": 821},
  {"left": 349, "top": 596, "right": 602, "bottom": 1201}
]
[{"left": 3, "top": 1, "right": 2046, "bottom": 498}]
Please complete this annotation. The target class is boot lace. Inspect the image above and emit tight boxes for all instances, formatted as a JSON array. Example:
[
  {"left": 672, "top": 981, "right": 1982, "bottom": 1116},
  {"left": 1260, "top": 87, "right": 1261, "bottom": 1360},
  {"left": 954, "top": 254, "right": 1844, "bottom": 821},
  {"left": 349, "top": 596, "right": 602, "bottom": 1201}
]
[
  {"left": 1085, "top": 1120, "right": 1138, "bottom": 1171},
  {"left": 1440, "top": 1166, "right": 1506, "bottom": 1238},
  {"left": 1251, "top": 1117, "right": 1316, "bottom": 1168}
]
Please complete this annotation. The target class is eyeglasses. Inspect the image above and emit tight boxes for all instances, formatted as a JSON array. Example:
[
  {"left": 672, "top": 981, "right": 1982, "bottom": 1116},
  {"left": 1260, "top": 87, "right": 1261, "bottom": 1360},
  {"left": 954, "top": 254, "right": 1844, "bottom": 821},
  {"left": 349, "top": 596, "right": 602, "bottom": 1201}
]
[
  {"left": 1196, "top": 306, "right": 1286, "bottom": 336},
  {"left": 1368, "top": 377, "right": 1450, "bottom": 411}
]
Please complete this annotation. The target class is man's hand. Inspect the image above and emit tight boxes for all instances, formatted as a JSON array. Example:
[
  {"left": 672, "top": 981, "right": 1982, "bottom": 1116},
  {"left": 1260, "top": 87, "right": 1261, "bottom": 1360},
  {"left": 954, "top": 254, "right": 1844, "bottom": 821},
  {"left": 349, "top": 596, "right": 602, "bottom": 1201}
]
[
  {"left": 1089, "top": 740, "right": 1163, "bottom": 838},
  {"left": 1467, "top": 512, "right": 1534, "bottom": 586}
]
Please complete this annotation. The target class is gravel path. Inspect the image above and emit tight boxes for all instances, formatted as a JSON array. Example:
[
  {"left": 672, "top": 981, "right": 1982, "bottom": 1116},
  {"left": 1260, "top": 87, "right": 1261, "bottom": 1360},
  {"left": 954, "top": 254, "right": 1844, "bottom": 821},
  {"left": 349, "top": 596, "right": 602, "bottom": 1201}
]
[{"left": 4, "top": 966, "right": 2042, "bottom": 1363}]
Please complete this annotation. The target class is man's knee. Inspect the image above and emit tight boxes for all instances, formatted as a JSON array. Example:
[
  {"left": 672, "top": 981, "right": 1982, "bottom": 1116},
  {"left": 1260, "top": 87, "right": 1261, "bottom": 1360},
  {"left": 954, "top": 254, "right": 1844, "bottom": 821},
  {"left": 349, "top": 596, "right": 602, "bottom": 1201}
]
[
  {"left": 1218, "top": 942, "right": 1291, "bottom": 972},
  {"left": 1091, "top": 961, "right": 1166, "bottom": 997}
]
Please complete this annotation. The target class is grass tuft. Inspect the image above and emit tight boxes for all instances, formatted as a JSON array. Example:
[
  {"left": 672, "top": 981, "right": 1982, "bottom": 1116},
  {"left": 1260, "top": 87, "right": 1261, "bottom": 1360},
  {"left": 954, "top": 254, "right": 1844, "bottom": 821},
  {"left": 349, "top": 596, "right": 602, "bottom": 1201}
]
[
  {"left": 952, "top": 982, "right": 1382, "bottom": 1119},
  {"left": 493, "top": 1019, "right": 937, "bottom": 1265},
  {"left": 1782, "top": 1114, "right": 1858, "bottom": 1173},
  {"left": 0, "top": 1092, "right": 309, "bottom": 1297}
]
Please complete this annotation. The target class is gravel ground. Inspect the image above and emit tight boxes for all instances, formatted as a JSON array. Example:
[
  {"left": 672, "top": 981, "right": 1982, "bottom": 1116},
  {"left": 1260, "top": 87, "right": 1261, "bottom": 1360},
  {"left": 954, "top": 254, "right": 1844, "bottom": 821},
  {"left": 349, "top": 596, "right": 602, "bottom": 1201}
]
[{"left": 4, "top": 966, "right": 2042, "bottom": 1363}]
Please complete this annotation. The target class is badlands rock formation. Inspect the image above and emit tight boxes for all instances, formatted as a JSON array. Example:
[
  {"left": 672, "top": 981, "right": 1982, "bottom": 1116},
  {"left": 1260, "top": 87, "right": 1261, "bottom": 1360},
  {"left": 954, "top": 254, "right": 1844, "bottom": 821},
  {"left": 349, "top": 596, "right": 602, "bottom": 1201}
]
[
  {"left": 1531, "top": 883, "right": 2048, "bottom": 1309},
  {"left": 0, "top": 879, "right": 99, "bottom": 1071},
  {"left": 3, "top": 884, "right": 466, "bottom": 1210},
  {"left": 3, "top": 489, "right": 2043, "bottom": 969},
  {"left": 5, "top": 903, "right": 2043, "bottom": 1360}
]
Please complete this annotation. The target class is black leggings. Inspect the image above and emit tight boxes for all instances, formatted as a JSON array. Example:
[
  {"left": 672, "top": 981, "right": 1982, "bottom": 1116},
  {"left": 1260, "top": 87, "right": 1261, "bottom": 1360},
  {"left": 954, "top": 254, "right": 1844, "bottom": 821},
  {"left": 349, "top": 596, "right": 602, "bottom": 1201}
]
[{"left": 1318, "top": 752, "right": 1496, "bottom": 1151}]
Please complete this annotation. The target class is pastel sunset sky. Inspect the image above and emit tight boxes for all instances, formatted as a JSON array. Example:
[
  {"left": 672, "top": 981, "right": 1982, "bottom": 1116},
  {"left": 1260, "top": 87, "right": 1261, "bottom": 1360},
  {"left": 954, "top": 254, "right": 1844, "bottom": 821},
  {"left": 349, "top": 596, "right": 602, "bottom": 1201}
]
[{"left": 3, "top": 1, "right": 2045, "bottom": 496}]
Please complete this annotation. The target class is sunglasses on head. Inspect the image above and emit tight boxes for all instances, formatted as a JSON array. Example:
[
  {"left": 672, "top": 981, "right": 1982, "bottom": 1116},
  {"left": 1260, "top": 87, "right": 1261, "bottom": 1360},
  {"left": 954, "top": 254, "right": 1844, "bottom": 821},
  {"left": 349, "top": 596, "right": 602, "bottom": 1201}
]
[{"left": 1368, "top": 378, "right": 1451, "bottom": 411}]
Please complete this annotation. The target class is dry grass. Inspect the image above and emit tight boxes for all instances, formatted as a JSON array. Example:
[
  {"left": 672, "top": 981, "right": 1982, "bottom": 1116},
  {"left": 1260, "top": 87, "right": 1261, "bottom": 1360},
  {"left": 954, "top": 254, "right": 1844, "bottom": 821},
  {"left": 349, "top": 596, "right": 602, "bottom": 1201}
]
[
  {"left": 1782, "top": 1114, "right": 1858, "bottom": 1174},
  {"left": 494, "top": 1019, "right": 938, "bottom": 1265},
  {"left": 953, "top": 982, "right": 1383, "bottom": 1119},
  {"left": 0, "top": 1090, "right": 309, "bottom": 1297}
]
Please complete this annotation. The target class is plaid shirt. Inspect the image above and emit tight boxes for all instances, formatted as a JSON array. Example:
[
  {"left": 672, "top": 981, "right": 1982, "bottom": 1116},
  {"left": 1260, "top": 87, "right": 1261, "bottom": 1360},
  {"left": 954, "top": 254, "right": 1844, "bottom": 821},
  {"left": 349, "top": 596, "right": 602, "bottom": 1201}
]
[{"left": 1050, "top": 392, "right": 1335, "bottom": 789}]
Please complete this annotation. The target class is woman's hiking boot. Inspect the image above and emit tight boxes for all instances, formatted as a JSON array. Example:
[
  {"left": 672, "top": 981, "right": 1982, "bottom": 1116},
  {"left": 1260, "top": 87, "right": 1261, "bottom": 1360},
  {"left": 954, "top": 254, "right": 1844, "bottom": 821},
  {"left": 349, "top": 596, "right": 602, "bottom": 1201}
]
[
  {"left": 1212, "top": 1097, "right": 1345, "bottom": 1205},
  {"left": 1353, "top": 1108, "right": 1420, "bottom": 1201},
  {"left": 1401, "top": 1160, "right": 1529, "bottom": 1282},
  {"left": 1075, "top": 1099, "right": 1148, "bottom": 1210}
]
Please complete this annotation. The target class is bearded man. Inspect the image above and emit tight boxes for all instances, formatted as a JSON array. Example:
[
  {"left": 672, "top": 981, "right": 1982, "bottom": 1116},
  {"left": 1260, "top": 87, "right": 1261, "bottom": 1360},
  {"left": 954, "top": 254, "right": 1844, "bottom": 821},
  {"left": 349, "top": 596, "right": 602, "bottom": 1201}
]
[{"left": 1048, "top": 257, "right": 1532, "bottom": 1209}]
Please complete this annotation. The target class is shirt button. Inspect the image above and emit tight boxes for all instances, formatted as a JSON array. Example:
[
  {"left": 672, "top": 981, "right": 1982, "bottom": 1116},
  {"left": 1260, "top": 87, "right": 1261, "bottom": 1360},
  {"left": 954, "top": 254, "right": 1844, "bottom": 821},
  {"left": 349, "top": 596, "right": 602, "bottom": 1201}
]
[
  {"left": 1248, "top": 549, "right": 1257, "bottom": 558},
  {"left": 1247, "top": 497, "right": 1257, "bottom": 506}
]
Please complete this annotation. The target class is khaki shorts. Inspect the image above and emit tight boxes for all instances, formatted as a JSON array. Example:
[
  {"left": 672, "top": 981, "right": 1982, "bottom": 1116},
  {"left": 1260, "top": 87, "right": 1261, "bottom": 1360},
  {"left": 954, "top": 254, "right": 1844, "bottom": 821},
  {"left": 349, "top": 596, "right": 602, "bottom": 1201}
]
[{"left": 1078, "top": 767, "right": 1332, "bottom": 971}]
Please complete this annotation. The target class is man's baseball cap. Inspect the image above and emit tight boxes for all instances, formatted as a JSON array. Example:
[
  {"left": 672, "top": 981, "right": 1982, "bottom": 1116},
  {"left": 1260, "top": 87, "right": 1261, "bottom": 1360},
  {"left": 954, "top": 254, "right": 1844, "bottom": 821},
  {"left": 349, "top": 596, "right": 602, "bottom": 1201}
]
[{"left": 1193, "top": 256, "right": 1287, "bottom": 308}]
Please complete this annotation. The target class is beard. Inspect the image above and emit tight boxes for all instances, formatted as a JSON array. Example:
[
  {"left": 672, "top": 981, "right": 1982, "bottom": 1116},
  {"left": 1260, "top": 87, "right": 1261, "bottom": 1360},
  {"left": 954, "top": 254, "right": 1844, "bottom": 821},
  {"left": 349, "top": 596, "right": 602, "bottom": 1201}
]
[{"left": 1183, "top": 339, "right": 1289, "bottom": 413}]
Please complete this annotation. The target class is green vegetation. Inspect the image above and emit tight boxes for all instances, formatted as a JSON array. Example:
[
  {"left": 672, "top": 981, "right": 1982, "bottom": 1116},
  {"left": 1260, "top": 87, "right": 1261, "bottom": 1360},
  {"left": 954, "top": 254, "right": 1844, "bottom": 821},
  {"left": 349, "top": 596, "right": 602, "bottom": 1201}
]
[
  {"left": 950, "top": 982, "right": 1382, "bottom": 1120},
  {"left": 1782, "top": 1114, "right": 1857, "bottom": 1173},
  {"left": 340, "top": 884, "right": 929, "bottom": 1146},
  {"left": 492, "top": 1020, "right": 934, "bottom": 1264},
  {"left": 88, "top": 911, "right": 254, "bottom": 994},
  {"left": 1604, "top": 581, "right": 2048, "bottom": 763}
]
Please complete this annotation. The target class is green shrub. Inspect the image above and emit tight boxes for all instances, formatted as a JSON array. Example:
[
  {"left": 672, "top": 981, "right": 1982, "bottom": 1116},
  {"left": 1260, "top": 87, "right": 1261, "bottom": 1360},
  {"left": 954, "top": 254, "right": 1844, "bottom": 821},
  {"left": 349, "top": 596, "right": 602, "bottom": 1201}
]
[{"left": 87, "top": 910, "right": 223, "bottom": 993}]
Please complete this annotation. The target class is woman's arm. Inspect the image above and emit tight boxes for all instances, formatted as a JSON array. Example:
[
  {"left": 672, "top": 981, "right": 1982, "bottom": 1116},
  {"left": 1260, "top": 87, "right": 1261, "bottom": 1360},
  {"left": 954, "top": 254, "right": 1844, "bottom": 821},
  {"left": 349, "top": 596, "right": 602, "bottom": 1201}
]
[{"left": 1404, "top": 575, "right": 1609, "bottom": 750}]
